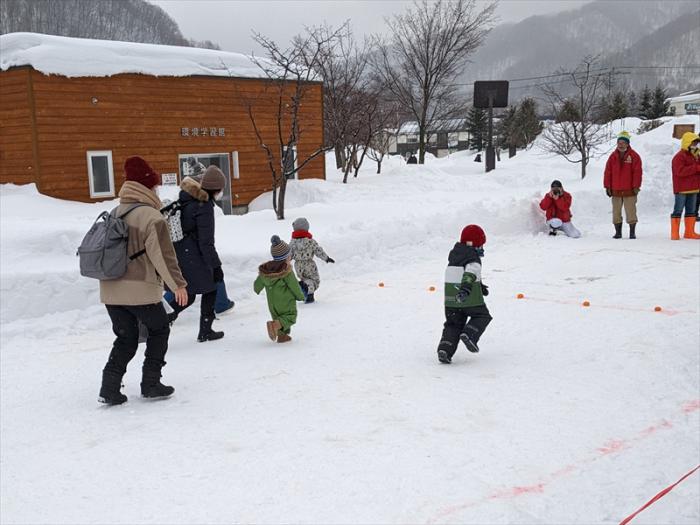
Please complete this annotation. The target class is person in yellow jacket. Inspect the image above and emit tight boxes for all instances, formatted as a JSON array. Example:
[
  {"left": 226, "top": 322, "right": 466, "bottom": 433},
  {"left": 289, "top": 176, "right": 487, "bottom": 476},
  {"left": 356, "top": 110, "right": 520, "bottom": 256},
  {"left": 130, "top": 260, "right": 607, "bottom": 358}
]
[{"left": 670, "top": 132, "right": 700, "bottom": 239}]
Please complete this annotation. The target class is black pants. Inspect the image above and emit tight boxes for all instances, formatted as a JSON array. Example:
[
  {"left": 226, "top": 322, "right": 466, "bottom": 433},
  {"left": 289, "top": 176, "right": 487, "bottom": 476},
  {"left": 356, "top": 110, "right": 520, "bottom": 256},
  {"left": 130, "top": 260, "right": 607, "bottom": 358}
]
[
  {"left": 439, "top": 305, "right": 492, "bottom": 358},
  {"left": 169, "top": 289, "right": 216, "bottom": 318},
  {"left": 104, "top": 303, "right": 170, "bottom": 376}
]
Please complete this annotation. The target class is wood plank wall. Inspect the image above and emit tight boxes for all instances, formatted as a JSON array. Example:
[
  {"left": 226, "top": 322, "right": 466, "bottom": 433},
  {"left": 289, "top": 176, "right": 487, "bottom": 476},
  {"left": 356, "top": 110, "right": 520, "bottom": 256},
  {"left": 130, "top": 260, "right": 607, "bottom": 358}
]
[
  {"left": 0, "top": 68, "right": 325, "bottom": 205},
  {"left": 0, "top": 68, "right": 36, "bottom": 186}
]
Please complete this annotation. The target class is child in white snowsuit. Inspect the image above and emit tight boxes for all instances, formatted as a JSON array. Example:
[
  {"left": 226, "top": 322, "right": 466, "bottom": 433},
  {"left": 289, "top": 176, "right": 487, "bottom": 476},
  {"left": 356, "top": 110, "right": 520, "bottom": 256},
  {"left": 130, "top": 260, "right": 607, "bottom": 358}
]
[
  {"left": 289, "top": 217, "right": 334, "bottom": 303},
  {"left": 437, "top": 224, "right": 492, "bottom": 364}
]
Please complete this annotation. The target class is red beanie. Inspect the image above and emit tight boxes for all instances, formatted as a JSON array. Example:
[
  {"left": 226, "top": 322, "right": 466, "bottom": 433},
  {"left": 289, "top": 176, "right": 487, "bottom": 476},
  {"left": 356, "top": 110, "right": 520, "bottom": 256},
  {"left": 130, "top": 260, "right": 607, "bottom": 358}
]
[
  {"left": 460, "top": 225, "right": 486, "bottom": 247},
  {"left": 124, "top": 156, "right": 160, "bottom": 189}
]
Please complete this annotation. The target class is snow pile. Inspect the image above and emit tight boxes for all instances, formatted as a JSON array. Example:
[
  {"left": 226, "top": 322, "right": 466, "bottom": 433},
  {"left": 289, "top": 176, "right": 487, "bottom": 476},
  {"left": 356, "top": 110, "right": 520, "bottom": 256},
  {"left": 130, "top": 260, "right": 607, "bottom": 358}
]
[{"left": 0, "top": 32, "right": 270, "bottom": 79}]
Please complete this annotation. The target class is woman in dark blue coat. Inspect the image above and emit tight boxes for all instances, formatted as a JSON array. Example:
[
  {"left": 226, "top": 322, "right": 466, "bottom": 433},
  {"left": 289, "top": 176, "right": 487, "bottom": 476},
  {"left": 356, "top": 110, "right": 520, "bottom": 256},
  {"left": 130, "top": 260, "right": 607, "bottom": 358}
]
[{"left": 168, "top": 166, "right": 226, "bottom": 342}]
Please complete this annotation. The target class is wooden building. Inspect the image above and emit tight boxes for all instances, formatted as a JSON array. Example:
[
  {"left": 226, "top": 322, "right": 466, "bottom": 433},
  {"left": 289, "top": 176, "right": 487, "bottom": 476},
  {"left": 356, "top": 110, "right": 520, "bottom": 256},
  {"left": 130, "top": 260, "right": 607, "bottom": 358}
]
[
  {"left": 0, "top": 33, "right": 325, "bottom": 214},
  {"left": 394, "top": 119, "right": 470, "bottom": 158}
]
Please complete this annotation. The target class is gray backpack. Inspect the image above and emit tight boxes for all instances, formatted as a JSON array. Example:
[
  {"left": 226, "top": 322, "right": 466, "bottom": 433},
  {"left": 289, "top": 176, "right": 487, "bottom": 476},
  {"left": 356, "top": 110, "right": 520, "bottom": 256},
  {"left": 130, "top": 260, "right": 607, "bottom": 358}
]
[{"left": 77, "top": 204, "right": 148, "bottom": 280}]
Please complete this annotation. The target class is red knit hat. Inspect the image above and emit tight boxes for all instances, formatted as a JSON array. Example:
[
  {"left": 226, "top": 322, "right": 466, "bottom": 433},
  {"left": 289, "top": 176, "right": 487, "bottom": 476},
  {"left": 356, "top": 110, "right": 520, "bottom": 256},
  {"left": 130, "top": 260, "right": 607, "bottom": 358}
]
[
  {"left": 124, "top": 156, "right": 160, "bottom": 189},
  {"left": 460, "top": 225, "right": 486, "bottom": 247}
]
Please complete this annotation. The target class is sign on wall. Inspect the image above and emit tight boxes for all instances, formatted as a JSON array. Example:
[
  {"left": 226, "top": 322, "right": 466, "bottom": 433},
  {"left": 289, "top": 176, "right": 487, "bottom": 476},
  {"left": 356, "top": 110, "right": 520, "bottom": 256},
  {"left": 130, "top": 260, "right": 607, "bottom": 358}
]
[
  {"left": 161, "top": 173, "right": 178, "bottom": 185},
  {"left": 181, "top": 127, "right": 226, "bottom": 137}
]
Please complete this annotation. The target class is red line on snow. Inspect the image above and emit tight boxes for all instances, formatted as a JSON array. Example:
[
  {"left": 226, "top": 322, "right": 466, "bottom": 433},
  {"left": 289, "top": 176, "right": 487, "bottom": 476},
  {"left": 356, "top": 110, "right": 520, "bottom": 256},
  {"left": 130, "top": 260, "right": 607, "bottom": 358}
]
[
  {"left": 619, "top": 465, "right": 700, "bottom": 525},
  {"left": 426, "top": 401, "right": 699, "bottom": 524}
]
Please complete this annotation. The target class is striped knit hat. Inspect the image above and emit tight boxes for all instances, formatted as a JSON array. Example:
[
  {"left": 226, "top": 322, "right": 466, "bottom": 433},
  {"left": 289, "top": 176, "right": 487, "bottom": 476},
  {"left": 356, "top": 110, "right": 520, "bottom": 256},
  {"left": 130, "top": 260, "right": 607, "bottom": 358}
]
[{"left": 270, "top": 235, "right": 291, "bottom": 261}]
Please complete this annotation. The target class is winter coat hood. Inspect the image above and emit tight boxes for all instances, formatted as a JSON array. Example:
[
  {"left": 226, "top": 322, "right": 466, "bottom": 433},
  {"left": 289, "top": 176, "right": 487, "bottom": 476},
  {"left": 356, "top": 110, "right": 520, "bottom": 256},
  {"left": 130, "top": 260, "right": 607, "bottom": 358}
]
[
  {"left": 180, "top": 176, "right": 209, "bottom": 202},
  {"left": 448, "top": 242, "right": 481, "bottom": 267},
  {"left": 681, "top": 132, "right": 700, "bottom": 152},
  {"left": 118, "top": 180, "right": 162, "bottom": 209},
  {"left": 258, "top": 260, "right": 292, "bottom": 280}
]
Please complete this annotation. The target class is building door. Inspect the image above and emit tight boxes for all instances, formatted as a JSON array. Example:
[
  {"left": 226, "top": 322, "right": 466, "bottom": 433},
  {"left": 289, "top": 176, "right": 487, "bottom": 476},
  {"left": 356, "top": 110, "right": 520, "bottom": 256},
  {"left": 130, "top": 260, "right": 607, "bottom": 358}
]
[{"left": 178, "top": 153, "right": 232, "bottom": 215}]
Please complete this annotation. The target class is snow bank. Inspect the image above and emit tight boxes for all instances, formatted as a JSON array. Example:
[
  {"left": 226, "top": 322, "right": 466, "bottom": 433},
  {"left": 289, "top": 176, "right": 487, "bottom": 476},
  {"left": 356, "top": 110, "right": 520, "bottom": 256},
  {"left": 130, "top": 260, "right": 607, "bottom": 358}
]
[
  {"left": 1, "top": 117, "right": 698, "bottom": 323},
  {"left": 0, "top": 32, "right": 270, "bottom": 79}
]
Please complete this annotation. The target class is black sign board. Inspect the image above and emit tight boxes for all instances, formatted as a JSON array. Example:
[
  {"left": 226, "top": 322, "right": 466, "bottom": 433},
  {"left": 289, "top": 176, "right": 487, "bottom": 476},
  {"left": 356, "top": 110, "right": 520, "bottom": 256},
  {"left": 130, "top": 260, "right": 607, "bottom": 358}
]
[{"left": 473, "top": 81, "right": 509, "bottom": 108}]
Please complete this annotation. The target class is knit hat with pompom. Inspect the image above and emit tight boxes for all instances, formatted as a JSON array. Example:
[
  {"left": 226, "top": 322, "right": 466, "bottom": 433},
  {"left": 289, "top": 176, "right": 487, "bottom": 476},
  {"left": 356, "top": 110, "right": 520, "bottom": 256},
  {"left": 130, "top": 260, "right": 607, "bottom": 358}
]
[{"left": 270, "top": 235, "right": 291, "bottom": 261}]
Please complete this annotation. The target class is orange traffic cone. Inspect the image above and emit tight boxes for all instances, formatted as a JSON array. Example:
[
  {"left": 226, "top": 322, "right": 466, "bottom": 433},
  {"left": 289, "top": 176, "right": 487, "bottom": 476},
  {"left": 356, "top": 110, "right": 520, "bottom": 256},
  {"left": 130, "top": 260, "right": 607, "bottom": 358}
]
[
  {"left": 683, "top": 216, "right": 700, "bottom": 239},
  {"left": 671, "top": 216, "right": 681, "bottom": 240}
]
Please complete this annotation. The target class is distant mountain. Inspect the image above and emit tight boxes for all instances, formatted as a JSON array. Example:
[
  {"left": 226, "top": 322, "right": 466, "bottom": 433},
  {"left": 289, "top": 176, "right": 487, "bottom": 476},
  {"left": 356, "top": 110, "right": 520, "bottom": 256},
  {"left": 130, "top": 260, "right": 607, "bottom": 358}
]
[
  {"left": 462, "top": 0, "right": 699, "bottom": 99},
  {"left": 0, "top": 0, "right": 220, "bottom": 50},
  {"left": 604, "top": 9, "right": 700, "bottom": 92}
]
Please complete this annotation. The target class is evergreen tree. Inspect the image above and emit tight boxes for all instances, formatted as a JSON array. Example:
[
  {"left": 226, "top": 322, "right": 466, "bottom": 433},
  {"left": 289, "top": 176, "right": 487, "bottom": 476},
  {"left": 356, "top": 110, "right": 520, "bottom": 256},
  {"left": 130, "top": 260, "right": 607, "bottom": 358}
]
[
  {"left": 638, "top": 85, "right": 652, "bottom": 119},
  {"left": 513, "top": 97, "right": 543, "bottom": 147},
  {"left": 556, "top": 99, "right": 580, "bottom": 123},
  {"left": 627, "top": 91, "right": 638, "bottom": 118},
  {"left": 650, "top": 84, "right": 670, "bottom": 119},
  {"left": 609, "top": 91, "right": 628, "bottom": 121},
  {"left": 466, "top": 106, "right": 487, "bottom": 151},
  {"left": 495, "top": 106, "right": 516, "bottom": 150}
]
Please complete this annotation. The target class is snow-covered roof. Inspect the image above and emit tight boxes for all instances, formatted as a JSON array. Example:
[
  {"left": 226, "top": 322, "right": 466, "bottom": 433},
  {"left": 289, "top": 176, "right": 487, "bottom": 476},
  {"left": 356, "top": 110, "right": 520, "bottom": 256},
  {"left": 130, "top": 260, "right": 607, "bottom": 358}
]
[
  {"left": 398, "top": 119, "right": 468, "bottom": 134},
  {"left": 0, "top": 32, "right": 271, "bottom": 79},
  {"left": 666, "top": 92, "right": 700, "bottom": 104}
]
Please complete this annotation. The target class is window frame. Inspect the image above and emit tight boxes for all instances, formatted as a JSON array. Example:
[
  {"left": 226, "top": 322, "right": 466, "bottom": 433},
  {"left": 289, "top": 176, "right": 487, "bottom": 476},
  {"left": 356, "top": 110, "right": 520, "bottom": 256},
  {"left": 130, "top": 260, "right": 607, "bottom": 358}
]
[{"left": 86, "top": 150, "right": 115, "bottom": 198}]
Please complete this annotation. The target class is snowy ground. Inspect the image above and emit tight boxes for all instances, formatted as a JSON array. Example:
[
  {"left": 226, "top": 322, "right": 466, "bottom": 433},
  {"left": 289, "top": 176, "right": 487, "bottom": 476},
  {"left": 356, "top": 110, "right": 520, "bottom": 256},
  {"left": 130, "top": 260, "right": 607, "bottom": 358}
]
[{"left": 1, "top": 117, "right": 699, "bottom": 524}]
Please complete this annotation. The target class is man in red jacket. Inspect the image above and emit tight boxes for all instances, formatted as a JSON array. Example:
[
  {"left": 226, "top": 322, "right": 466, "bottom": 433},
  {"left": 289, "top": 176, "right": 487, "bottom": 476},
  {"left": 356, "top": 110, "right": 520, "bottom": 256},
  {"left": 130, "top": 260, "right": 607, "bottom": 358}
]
[
  {"left": 604, "top": 131, "right": 643, "bottom": 239},
  {"left": 539, "top": 180, "right": 581, "bottom": 238},
  {"left": 670, "top": 131, "right": 700, "bottom": 239}
]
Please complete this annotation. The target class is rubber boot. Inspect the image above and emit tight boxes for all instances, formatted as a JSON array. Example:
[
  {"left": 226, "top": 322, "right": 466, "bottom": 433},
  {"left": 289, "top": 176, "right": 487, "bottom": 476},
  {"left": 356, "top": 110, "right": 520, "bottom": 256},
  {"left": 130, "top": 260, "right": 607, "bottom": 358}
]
[
  {"left": 613, "top": 223, "right": 622, "bottom": 239},
  {"left": 683, "top": 216, "right": 700, "bottom": 239},
  {"left": 629, "top": 223, "right": 636, "bottom": 239},
  {"left": 197, "top": 316, "right": 224, "bottom": 342},
  {"left": 277, "top": 332, "right": 292, "bottom": 343},
  {"left": 266, "top": 320, "right": 282, "bottom": 341},
  {"left": 671, "top": 216, "right": 681, "bottom": 240},
  {"left": 98, "top": 370, "right": 127, "bottom": 405},
  {"left": 140, "top": 360, "right": 174, "bottom": 399}
]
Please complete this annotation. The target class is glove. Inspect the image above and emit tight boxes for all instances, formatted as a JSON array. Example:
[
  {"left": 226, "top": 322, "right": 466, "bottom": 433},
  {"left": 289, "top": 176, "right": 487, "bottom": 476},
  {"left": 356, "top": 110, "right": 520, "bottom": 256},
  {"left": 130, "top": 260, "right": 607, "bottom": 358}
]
[
  {"left": 455, "top": 287, "right": 471, "bottom": 303},
  {"left": 633, "top": 187, "right": 640, "bottom": 195},
  {"left": 481, "top": 283, "right": 489, "bottom": 296},
  {"left": 213, "top": 266, "right": 224, "bottom": 283},
  {"left": 326, "top": 257, "right": 335, "bottom": 264},
  {"left": 605, "top": 188, "right": 612, "bottom": 197}
]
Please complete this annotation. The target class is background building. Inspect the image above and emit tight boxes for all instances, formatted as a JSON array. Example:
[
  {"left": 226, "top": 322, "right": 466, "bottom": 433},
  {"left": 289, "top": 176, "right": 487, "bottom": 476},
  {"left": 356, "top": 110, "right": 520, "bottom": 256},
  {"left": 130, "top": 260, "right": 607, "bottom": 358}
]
[{"left": 0, "top": 33, "right": 325, "bottom": 214}]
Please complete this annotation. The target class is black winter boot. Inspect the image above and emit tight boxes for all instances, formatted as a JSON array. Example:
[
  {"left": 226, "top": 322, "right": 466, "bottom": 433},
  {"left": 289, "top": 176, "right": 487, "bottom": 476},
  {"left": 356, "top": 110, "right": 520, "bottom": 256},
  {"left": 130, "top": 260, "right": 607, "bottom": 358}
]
[
  {"left": 305, "top": 293, "right": 315, "bottom": 304},
  {"left": 197, "top": 316, "right": 224, "bottom": 342},
  {"left": 98, "top": 370, "right": 127, "bottom": 405},
  {"left": 140, "top": 360, "right": 174, "bottom": 399},
  {"left": 613, "top": 223, "right": 623, "bottom": 239},
  {"left": 629, "top": 223, "right": 636, "bottom": 239},
  {"left": 437, "top": 340, "right": 454, "bottom": 364},
  {"left": 459, "top": 332, "right": 480, "bottom": 353}
]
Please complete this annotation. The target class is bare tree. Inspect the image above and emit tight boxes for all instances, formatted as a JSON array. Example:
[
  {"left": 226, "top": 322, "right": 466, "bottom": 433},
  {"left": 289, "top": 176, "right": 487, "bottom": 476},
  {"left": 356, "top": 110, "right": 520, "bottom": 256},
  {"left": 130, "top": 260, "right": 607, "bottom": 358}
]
[
  {"left": 371, "top": 0, "right": 496, "bottom": 164},
  {"left": 246, "top": 28, "right": 339, "bottom": 220},
  {"left": 539, "top": 57, "right": 609, "bottom": 179}
]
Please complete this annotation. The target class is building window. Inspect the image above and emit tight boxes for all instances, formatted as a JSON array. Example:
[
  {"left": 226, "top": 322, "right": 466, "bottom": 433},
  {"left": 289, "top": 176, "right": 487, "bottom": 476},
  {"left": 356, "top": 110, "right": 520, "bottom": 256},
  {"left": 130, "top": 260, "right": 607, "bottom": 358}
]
[
  {"left": 406, "top": 133, "right": 419, "bottom": 144},
  {"left": 282, "top": 145, "right": 298, "bottom": 179},
  {"left": 87, "top": 151, "right": 114, "bottom": 198}
]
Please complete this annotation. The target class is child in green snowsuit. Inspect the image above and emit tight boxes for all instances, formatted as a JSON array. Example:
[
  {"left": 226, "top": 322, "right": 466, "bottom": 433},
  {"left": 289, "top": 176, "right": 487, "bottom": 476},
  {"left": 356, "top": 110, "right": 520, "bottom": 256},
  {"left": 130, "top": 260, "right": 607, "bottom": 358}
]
[{"left": 254, "top": 235, "right": 306, "bottom": 343}]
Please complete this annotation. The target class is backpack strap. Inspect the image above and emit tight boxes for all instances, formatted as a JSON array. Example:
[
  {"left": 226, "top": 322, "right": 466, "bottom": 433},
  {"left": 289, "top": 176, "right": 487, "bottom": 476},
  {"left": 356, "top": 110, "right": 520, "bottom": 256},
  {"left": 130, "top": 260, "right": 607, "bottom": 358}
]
[{"left": 111, "top": 203, "right": 151, "bottom": 261}]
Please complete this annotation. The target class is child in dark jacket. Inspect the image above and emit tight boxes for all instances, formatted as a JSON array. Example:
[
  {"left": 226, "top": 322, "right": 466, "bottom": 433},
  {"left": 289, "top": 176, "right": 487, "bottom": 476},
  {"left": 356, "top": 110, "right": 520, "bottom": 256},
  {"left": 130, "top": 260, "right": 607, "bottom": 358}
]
[
  {"left": 437, "top": 225, "right": 493, "bottom": 364},
  {"left": 254, "top": 235, "right": 306, "bottom": 343}
]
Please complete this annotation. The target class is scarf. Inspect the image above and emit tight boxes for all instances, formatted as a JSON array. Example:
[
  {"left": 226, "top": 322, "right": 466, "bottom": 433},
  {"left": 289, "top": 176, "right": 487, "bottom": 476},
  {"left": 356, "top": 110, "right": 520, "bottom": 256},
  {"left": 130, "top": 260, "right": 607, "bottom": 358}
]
[{"left": 292, "top": 230, "right": 313, "bottom": 239}]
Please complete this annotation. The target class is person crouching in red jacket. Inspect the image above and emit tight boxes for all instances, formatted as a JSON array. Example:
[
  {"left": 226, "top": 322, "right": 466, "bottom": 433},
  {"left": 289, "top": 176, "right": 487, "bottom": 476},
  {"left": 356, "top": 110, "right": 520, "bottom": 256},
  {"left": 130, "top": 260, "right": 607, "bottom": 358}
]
[
  {"left": 604, "top": 131, "right": 643, "bottom": 239},
  {"left": 670, "top": 131, "right": 700, "bottom": 240},
  {"left": 539, "top": 180, "right": 581, "bottom": 238}
]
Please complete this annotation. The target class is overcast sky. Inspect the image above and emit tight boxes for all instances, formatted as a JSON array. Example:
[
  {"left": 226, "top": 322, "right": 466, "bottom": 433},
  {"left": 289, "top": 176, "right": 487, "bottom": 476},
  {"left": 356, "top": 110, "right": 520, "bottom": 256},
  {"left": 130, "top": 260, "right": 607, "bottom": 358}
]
[{"left": 150, "top": 0, "right": 592, "bottom": 54}]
